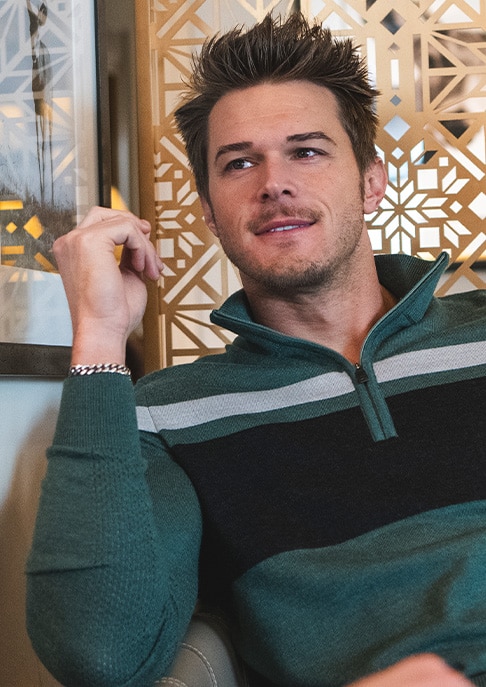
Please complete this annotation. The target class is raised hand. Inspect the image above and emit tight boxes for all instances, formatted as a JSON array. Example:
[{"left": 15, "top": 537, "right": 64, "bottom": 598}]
[{"left": 53, "top": 206, "right": 164, "bottom": 365}]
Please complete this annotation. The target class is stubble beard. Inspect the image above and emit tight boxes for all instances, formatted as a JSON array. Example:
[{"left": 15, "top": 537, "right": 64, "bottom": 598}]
[{"left": 214, "top": 205, "right": 365, "bottom": 296}]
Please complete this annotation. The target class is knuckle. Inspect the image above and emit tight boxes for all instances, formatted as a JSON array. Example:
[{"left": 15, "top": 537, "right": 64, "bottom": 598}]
[{"left": 52, "top": 234, "right": 67, "bottom": 256}]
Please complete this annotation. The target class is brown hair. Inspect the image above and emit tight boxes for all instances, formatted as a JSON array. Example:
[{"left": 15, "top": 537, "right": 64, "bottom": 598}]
[{"left": 175, "top": 13, "right": 379, "bottom": 201}]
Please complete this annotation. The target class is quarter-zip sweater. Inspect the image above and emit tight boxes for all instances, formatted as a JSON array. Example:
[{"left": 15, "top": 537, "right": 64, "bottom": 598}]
[{"left": 27, "top": 253, "right": 486, "bottom": 687}]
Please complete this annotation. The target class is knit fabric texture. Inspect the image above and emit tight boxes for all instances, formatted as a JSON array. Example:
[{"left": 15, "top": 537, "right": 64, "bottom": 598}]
[{"left": 27, "top": 253, "right": 486, "bottom": 686}]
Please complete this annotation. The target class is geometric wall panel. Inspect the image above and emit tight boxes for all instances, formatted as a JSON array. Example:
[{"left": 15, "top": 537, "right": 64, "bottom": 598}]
[
  {"left": 137, "top": 0, "right": 297, "bottom": 368},
  {"left": 304, "top": 0, "right": 486, "bottom": 294},
  {"left": 137, "top": 0, "right": 486, "bottom": 370}
]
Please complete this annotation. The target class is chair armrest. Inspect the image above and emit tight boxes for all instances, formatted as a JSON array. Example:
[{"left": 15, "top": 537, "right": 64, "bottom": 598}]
[{"left": 154, "top": 612, "right": 248, "bottom": 687}]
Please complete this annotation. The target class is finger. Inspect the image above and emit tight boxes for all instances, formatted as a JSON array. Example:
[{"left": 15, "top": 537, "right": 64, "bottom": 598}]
[
  {"left": 76, "top": 212, "right": 153, "bottom": 265},
  {"left": 119, "top": 230, "right": 164, "bottom": 280},
  {"left": 120, "top": 243, "right": 164, "bottom": 281},
  {"left": 60, "top": 207, "right": 163, "bottom": 279},
  {"left": 77, "top": 206, "right": 120, "bottom": 228},
  {"left": 77, "top": 206, "right": 150, "bottom": 235},
  {"left": 76, "top": 206, "right": 125, "bottom": 227}
]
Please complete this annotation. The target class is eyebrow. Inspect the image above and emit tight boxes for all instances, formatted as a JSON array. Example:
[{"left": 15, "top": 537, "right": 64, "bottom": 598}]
[
  {"left": 214, "top": 131, "right": 336, "bottom": 163},
  {"left": 288, "top": 131, "right": 336, "bottom": 145},
  {"left": 214, "top": 141, "right": 252, "bottom": 163}
]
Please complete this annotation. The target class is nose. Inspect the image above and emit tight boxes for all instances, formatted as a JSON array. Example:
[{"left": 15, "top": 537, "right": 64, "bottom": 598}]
[{"left": 257, "top": 159, "right": 297, "bottom": 202}]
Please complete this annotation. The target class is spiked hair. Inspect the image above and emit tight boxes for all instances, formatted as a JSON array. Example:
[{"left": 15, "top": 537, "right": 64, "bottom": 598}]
[{"left": 175, "top": 13, "right": 379, "bottom": 201}]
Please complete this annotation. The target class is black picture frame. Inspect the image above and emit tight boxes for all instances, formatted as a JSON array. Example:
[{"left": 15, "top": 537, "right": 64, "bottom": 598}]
[{"left": 0, "top": 0, "right": 111, "bottom": 377}]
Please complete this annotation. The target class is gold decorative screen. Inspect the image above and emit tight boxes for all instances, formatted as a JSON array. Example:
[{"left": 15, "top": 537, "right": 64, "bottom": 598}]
[{"left": 136, "top": 0, "right": 486, "bottom": 371}]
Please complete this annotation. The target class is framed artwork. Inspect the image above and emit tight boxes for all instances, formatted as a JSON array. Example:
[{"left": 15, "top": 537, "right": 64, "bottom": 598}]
[{"left": 0, "top": 0, "right": 110, "bottom": 376}]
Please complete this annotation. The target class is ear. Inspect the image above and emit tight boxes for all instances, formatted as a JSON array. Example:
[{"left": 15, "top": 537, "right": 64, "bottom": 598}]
[
  {"left": 363, "top": 156, "right": 388, "bottom": 215},
  {"left": 200, "top": 197, "right": 219, "bottom": 237}
]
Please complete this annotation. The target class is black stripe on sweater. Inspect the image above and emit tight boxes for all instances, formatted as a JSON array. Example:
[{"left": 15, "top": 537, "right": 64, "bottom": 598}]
[{"left": 172, "top": 376, "right": 486, "bottom": 590}]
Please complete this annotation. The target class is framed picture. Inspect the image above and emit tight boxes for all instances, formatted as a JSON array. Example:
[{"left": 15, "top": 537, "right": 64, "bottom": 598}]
[{"left": 0, "top": 0, "right": 110, "bottom": 376}]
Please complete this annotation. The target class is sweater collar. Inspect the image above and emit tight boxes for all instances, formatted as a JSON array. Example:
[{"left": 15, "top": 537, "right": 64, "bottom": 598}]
[{"left": 210, "top": 252, "right": 449, "bottom": 349}]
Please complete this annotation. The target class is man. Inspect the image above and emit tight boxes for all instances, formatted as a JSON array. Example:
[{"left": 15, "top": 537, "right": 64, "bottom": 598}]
[{"left": 26, "top": 14, "right": 486, "bottom": 687}]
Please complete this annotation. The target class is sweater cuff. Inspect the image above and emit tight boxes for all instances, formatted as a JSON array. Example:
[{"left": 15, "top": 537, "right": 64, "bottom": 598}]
[{"left": 53, "top": 374, "right": 138, "bottom": 454}]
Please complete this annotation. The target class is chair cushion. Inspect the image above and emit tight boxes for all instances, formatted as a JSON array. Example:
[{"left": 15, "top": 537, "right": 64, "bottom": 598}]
[{"left": 155, "top": 613, "right": 247, "bottom": 687}]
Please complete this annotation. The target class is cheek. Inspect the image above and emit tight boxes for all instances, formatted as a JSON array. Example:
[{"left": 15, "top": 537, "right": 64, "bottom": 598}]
[{"left": 212, "top": 211, "right": 249, "bottom": 248}]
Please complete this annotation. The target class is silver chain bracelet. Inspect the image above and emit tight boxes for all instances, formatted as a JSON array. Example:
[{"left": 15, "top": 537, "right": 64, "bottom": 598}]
[{"left": 68, "top": 363, "right": 131, "bottom": 377}]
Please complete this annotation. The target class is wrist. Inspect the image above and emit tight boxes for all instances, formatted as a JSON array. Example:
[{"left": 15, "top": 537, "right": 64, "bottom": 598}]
[
  {"left": 68, "top": 363, "right": 131, "bottom": 377},
  {"left": 70, "top": 331, "right": 128, "bottom": 367}
]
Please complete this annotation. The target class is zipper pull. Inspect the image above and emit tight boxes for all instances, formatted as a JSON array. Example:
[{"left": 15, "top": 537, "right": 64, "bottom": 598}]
[{"left": 355, "top": 363, "right": 369, "bottom": 384}]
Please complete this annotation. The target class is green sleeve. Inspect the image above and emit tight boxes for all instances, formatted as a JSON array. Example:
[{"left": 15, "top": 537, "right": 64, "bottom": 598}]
[{"left": 26, "top": 374, "right": 202, "bottom": 687}]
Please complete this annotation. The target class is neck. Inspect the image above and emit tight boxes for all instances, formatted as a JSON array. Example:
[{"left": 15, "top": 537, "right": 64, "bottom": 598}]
[{"left": 243, "top": 271, "right": 397, "bottom": 364}]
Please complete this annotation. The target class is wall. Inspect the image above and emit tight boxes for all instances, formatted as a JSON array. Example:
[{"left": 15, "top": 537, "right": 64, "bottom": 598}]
[
  {"left": 0, "top": 379, "right": 63, "bottom": 686},
  {"left": 0, "top": 0, "right": 137, "bottom": 683}
]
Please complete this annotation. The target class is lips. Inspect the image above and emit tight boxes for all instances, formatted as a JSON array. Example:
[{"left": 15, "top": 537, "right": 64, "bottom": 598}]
[{"left": 257, "top": 219, "right": 315, "bottom": 235}]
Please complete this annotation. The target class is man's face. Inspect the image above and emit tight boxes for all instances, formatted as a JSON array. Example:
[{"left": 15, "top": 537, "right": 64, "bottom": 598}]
[{"left": 202, "top": 80, "right": 385, "bottom": 295}]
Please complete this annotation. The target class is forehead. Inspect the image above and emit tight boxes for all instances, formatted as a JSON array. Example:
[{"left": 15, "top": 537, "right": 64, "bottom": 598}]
[{"left": 207, "top": 80, "right": 345, "bottom": 148}]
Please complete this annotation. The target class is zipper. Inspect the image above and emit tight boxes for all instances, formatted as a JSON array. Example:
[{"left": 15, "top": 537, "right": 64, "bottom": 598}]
[
  {"left": 354, "top": 363, "right": 369, "bottom": 384},
  {"left": 353, "top": 361, "right": 397, "bottom": 440}
]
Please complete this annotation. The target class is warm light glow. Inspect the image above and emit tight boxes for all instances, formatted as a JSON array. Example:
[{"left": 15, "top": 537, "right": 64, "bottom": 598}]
[
  {"left": 111, "top": 187, "right": 129, "bottom": 262},
  {"left": 0, "top": 200, "right": 23, "bottom": 211},
  {"left": 111, "top": 186, "right": 129, "bottom": 211}
]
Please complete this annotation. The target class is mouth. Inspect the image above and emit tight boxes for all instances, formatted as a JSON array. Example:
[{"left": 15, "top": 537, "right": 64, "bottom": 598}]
[
  {"left": 258, "top": 219, "right": 316, "bottom": 235},
  {"left": 269, "top": 223, "right": 310, "bottom": 233}
]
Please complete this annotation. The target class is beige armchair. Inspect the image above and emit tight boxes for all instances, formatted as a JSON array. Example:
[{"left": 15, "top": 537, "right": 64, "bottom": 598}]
[{"left": 155, "top": 612, "right": 248, "bottom": 687}]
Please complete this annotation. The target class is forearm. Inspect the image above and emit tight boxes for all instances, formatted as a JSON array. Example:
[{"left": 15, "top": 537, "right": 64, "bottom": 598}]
[{"left": 26, "top": 375, "right": 201, "bottom": 686}]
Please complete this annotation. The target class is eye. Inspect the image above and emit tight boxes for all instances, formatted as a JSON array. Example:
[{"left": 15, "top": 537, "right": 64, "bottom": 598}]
[
  {"left": 225, "top": 158, "right": 253, "bottom": 171},
  {"left": 294, "top": 147, "right": 324, "bottom": 159}
]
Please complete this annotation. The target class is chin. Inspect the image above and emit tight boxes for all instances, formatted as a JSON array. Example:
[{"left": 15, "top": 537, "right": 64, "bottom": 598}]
[{"left": 244, "top": 262, "right": 332, "bottom": 294}]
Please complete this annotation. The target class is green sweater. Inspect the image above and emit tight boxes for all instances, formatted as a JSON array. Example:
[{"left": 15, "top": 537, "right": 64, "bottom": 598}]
[{"left": 27, "top": 253, "right": 486, "bottom": 686}]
